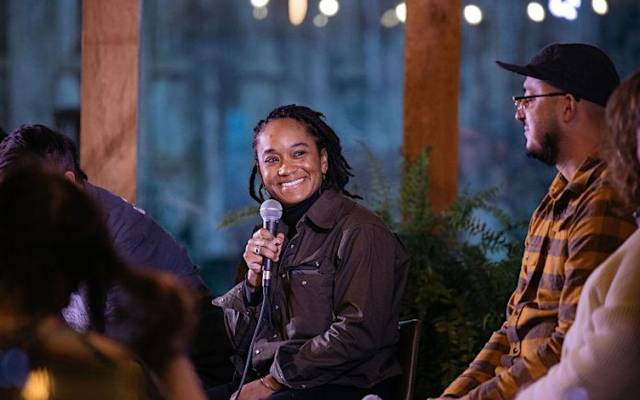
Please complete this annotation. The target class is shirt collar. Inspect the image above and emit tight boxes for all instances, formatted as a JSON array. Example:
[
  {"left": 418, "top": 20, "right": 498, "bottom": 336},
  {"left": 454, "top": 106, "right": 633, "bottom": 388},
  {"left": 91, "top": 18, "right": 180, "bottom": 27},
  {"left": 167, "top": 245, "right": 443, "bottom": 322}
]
[{"left": 548, "top": 157, "right": 605, "bottom": 201}]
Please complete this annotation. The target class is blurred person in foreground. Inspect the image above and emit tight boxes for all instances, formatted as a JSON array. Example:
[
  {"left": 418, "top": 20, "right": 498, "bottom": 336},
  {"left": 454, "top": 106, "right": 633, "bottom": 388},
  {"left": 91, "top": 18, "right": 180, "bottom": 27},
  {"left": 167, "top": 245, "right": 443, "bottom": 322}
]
[
  {"left": 0, "top": 124, "right": 233, "bottom": 388},
  {"left": 516, "top": 69, "right": 640, "bottom": 400},
  {"left": 432, "top": 43, "right": 636, "bottom": 400},
  {"left": 0, "top": 167, "right": 205, "bottom": 399},
  {"left": 211, "top": 104, "right": 409, "bottom": 399}
]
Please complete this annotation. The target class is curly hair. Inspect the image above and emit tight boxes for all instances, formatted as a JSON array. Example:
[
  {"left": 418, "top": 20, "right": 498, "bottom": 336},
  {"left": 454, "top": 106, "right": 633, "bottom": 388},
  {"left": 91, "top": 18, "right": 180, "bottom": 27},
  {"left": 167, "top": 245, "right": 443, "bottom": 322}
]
[
  {"left": 605, "top": 69, "right": 640, "bottom": 209},
  {"left": 248, "top": 104, "right": 360, "bottom": 203}
]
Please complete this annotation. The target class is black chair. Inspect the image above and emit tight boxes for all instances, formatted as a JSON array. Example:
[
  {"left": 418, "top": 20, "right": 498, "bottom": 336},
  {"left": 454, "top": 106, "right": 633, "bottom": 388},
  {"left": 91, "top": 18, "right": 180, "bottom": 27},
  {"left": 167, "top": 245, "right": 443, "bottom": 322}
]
[{"left": 397, "top": 319, "right": 422, "bottom": 400}]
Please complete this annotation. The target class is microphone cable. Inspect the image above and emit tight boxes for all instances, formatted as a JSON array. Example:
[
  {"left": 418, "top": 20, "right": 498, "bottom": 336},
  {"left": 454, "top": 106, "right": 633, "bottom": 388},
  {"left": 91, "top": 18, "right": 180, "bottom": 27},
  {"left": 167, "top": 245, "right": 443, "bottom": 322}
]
[{"left": 234, "top": 285, "right": 270, "bottom": 399}]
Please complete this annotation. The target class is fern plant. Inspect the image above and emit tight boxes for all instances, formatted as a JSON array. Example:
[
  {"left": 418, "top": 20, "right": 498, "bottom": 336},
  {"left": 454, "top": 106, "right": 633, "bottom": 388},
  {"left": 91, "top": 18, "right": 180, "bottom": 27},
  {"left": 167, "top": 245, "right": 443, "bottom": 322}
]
[{"left": 369, "top": 150, "right": 524, "bottom": 398}]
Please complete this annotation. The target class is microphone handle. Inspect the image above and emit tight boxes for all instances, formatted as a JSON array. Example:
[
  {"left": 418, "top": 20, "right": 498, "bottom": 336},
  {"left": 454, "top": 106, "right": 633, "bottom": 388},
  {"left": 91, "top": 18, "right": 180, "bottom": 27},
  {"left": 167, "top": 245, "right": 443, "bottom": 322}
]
[{"left": 262, "top": 219, "right": 279, "bottom": 288}]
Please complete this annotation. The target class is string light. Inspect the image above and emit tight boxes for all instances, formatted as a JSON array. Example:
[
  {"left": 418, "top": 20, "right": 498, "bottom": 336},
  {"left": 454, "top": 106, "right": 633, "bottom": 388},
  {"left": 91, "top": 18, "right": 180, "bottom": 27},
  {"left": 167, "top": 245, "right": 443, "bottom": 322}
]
[
  {"left": 548, "top": 0, "right": 580, "bottom": 21},
  {"left": 313, "top": 13, "right": 329, "bottom": 27},
  {"left": 464, "top": 4, "right": 483, "bottom": 25},
  {"left": 250, "top": 0, "right": 269, "bottom": 7},
  {"left": 395, "top": 2, "right": 406, "bottom": 23},
  {"left": 592, "top": 0, "right": 608, "bottom": 15},
  {"left": 288, "top": 0, "right": 307, "bottom": 25},
  {"left": 246, "top": 1, "right": 610, "bottom": 28},
  {"left": 253, "top": 6, "right": 268, "bottom": 20},
  {"left": 319, "top": 0, "right": 339, "bottom": 17},
  {"left": 527, "top": 2, "right": 545, "bottom": 22},
  {"left": 381, "top": 9, "right": 400, "bottom": 28}
]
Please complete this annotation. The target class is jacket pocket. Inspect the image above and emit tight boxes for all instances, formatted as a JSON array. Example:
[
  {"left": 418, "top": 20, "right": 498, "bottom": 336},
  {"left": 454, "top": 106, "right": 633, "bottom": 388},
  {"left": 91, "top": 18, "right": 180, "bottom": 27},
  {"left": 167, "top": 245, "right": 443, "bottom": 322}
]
[{"left": 286, "top": 258, "right": 334, "bottom": 338}]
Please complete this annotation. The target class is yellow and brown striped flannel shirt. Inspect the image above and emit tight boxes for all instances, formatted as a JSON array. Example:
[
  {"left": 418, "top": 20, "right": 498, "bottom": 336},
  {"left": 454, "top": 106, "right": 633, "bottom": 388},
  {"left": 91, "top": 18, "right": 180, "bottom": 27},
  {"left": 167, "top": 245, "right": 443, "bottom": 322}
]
[{"left": 442, "top": 158, "right": 636, "bottom": 400}]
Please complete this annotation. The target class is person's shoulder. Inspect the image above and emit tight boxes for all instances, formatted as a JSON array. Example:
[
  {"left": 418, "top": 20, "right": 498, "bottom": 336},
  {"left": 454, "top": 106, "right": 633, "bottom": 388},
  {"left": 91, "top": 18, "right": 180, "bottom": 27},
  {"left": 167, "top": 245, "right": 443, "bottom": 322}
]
[
  {"left": 576, "top": 163, "right": 631, "bottom": 210},
  {"left": 339, "top": 195, "right": 392, "bottom": 232},
  {"left": 85, "top": 182, "right": 143, "bottom": 213}
]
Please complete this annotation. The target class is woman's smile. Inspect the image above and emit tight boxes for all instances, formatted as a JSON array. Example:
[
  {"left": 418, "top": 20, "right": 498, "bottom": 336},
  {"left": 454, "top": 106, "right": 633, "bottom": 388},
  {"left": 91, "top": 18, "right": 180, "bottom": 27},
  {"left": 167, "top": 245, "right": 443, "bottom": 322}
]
[{"left": 255, "top": 118, "right": 328, "bottom": 207}]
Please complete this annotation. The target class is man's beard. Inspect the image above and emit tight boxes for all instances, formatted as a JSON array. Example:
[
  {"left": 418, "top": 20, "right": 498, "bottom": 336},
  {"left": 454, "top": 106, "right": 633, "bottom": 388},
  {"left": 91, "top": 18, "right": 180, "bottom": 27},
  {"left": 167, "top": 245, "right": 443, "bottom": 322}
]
[{"left": 526, "top": 130, "right": 560, "bottom": 166}]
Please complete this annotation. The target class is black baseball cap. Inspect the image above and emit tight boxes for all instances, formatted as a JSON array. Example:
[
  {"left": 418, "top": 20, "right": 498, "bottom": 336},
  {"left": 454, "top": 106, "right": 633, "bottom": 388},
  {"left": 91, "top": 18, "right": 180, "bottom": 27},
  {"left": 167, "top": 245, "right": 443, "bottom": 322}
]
[{"left": 496, "top": 43, "right": 620, "bottom": 107}]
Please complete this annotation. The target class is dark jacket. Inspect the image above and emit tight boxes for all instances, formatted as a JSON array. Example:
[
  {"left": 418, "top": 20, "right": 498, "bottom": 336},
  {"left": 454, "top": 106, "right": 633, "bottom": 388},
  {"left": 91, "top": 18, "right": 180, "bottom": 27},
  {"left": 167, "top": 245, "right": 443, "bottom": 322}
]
[
  {"left": 85, "top": 183, "right": 206, "bottom": 290},
  {"left": 65, "top": 183, "right": 233, "bottom": 388},
  {"left": 213, "top": 190, "right": 409, "bottom": 389}
]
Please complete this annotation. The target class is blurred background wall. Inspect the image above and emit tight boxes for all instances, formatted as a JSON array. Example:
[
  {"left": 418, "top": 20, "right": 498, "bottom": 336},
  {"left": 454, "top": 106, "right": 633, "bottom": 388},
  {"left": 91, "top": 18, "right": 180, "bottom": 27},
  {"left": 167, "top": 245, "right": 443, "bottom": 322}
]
[{"left": 1, "top": 0, "right": 638, "bottom": 293}]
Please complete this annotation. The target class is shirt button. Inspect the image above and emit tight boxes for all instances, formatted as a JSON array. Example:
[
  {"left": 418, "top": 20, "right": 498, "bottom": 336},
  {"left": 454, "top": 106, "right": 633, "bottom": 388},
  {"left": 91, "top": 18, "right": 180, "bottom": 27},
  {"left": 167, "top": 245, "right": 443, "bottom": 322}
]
[
  {"left": 273, "top": 334, "right": 278, "bottom": 339},
  {"left": 255, "top": 349, "right": 261, "bottom": 355},
  {"left": 274, "top": 305, "right": 280, "bottom": 310},
  {"left": 281, "top": 273, "right": 286, "bottom": 279},
  {"left": 301, "top": 384, "right": 306, "bottom": 389},
  {"left": 314, "top": 261, "right": 320, "bottom": 267},
  {"left": 301, "top": 280, "right": 308, "bottom": 286}
]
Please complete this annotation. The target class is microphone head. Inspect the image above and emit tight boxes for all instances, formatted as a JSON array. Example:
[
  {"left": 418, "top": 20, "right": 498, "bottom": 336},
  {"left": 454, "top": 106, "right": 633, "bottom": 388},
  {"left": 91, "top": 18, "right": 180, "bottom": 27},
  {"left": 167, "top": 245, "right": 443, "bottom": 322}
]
[{"left": 260, "top": 199, "right": 283, "bottom": 222}]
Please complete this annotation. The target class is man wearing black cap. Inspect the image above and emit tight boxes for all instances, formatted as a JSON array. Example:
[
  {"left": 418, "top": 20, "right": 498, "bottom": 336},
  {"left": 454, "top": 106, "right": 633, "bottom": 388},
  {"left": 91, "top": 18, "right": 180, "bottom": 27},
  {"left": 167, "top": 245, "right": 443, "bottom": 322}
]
[{"left": 432, "top": 43, "right": 637, "bottom": 400}]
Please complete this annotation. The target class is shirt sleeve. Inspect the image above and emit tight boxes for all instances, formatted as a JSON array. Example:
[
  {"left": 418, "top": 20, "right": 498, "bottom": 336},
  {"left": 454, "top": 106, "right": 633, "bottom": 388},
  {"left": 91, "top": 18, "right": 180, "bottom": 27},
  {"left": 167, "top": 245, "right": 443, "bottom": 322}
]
[
  {"left": 445, "top": 189, "right": 636, "bottom": 400},
  {"left": 516, "top": 232, "right": 640, "bottom": 400},
  {"left": 442, "top": 323, "right": 511, "bottom": 397},
  {"left": 270, "top": 223, "right": 405, "bottom": 388}
]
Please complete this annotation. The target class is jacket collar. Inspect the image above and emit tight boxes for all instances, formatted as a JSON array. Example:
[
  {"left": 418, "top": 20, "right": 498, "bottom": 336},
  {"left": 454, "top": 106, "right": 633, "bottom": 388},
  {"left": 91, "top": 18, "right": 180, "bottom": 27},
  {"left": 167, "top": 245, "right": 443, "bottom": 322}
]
[{"left": 300, "top": 189, "right": 348, "bottom": 231}]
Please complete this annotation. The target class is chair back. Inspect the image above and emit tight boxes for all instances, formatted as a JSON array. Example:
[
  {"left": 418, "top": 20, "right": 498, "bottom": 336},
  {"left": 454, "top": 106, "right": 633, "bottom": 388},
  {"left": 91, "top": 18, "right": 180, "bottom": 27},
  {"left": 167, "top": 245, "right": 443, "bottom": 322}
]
[{"left": 396, "top": 319, "right": 421, "bottom": 400}]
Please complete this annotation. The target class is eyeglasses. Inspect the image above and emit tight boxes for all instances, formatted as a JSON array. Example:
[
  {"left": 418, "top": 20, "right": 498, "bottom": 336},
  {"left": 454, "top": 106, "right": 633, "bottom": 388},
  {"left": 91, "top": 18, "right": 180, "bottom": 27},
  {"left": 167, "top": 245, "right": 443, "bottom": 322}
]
[{"left": 512, "top": 92, "right": 569, "bottom": 111}]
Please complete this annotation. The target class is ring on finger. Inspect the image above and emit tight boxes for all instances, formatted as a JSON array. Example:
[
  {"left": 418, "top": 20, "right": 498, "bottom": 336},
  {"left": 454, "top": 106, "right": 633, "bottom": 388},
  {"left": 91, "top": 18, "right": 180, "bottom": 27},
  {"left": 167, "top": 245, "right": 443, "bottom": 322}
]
[{"left": 254, "top": 245, "right": 260, "bottom": 255}]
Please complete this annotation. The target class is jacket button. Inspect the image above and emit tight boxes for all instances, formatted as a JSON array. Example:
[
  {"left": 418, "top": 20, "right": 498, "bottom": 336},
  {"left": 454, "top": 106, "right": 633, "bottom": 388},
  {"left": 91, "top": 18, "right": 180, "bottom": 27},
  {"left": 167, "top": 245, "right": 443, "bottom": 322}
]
[
  {"left": 255, "top": 349, "right": 261, "bottom": 355},
  {"left": 290, "top": 244, "right": 295, "bottom": 249},
  {"left": 314, "top": 261, "right": 320, "bottom": 267},
  {"left": 274, "top": 305, "right": 280, "bottom": 310},
  {"left": 301, "top": 280, "right": 308, "bottom": 286}
]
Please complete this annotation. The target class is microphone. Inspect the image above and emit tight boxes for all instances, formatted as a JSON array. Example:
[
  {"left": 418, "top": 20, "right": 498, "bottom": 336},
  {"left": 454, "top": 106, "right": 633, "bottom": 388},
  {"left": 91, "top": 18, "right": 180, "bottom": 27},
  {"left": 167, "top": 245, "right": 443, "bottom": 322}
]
[{"left": 259, "top": 199, "right": 283, "bottom": 290}]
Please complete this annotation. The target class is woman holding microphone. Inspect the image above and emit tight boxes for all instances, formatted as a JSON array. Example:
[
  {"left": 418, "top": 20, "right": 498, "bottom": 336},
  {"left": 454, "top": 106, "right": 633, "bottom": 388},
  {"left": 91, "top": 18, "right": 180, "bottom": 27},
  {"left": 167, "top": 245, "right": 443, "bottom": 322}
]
[{"left": 213, "top": 104, "right": 408, "bottom": 400}]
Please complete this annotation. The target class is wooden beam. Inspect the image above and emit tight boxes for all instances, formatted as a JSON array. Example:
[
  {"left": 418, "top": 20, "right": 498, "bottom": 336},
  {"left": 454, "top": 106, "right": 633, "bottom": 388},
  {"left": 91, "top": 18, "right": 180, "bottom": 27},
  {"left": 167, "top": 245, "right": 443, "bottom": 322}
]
[
  {"left": 80, "top": 0, "right": 139, "bottom": 201},
  {"left": 403, "top": 0, "right": 461, "bottom": 212}
]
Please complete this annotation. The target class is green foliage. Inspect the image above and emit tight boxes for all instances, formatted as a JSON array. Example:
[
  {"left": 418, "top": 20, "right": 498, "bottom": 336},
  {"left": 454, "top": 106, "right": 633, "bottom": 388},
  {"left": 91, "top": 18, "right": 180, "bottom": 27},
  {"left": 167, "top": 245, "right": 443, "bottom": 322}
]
[
  {"left": 218, "top": 206, "right": 259, "bottom": 229},
  {"left": 366, "top": 149, "right": 524, "bottom": 398}
]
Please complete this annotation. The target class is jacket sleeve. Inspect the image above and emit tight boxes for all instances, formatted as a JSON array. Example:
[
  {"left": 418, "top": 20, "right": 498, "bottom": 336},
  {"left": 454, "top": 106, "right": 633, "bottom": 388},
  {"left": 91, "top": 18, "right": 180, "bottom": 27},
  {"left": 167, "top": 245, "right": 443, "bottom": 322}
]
[
  {"left": 270, "top": 223, "right": 405, "bottom": 388},
  {"left": 212, "top": 282, "right": 260, "bottom": 370}
]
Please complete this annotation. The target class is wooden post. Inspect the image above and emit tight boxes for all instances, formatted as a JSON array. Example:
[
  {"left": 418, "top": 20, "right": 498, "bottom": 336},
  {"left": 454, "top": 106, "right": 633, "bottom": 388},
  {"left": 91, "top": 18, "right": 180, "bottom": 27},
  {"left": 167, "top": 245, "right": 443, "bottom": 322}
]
[
  {"left": 80, "top": 0, "right": 140, "bottom": 201},
  {"left": 403, "top": 0, "right": 461, "bottom": 212}
]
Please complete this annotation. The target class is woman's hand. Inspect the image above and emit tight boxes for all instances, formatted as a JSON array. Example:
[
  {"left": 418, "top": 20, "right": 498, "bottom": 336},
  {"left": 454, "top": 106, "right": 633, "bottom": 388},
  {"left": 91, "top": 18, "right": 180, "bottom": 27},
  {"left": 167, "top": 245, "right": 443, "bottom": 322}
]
[
  {"left": 243, "top": 229, "right": 284, "bottom": 291},
  {"left": 229, "top": 375, "right": 283, "bottom": 400}
]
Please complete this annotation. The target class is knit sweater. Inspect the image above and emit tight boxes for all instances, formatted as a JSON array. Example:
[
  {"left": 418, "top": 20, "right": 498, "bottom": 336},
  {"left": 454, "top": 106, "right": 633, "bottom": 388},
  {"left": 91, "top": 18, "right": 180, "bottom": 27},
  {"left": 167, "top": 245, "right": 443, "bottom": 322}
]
[{"left": 516, "top": 229, "right": 640, "bottom": 400}]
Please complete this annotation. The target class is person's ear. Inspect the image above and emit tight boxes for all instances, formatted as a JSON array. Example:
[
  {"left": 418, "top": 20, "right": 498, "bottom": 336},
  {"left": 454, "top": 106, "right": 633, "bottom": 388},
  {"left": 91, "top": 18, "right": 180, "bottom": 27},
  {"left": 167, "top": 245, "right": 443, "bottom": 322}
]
[
  {"left": 561, "top": 94, "right": 579, "bottom": 123},
  {"left": 63, "top": 170, "right": 77, "bottom": 183},
  {"left": 320, "top": 148, "right": 328, "bottom": 175}
]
